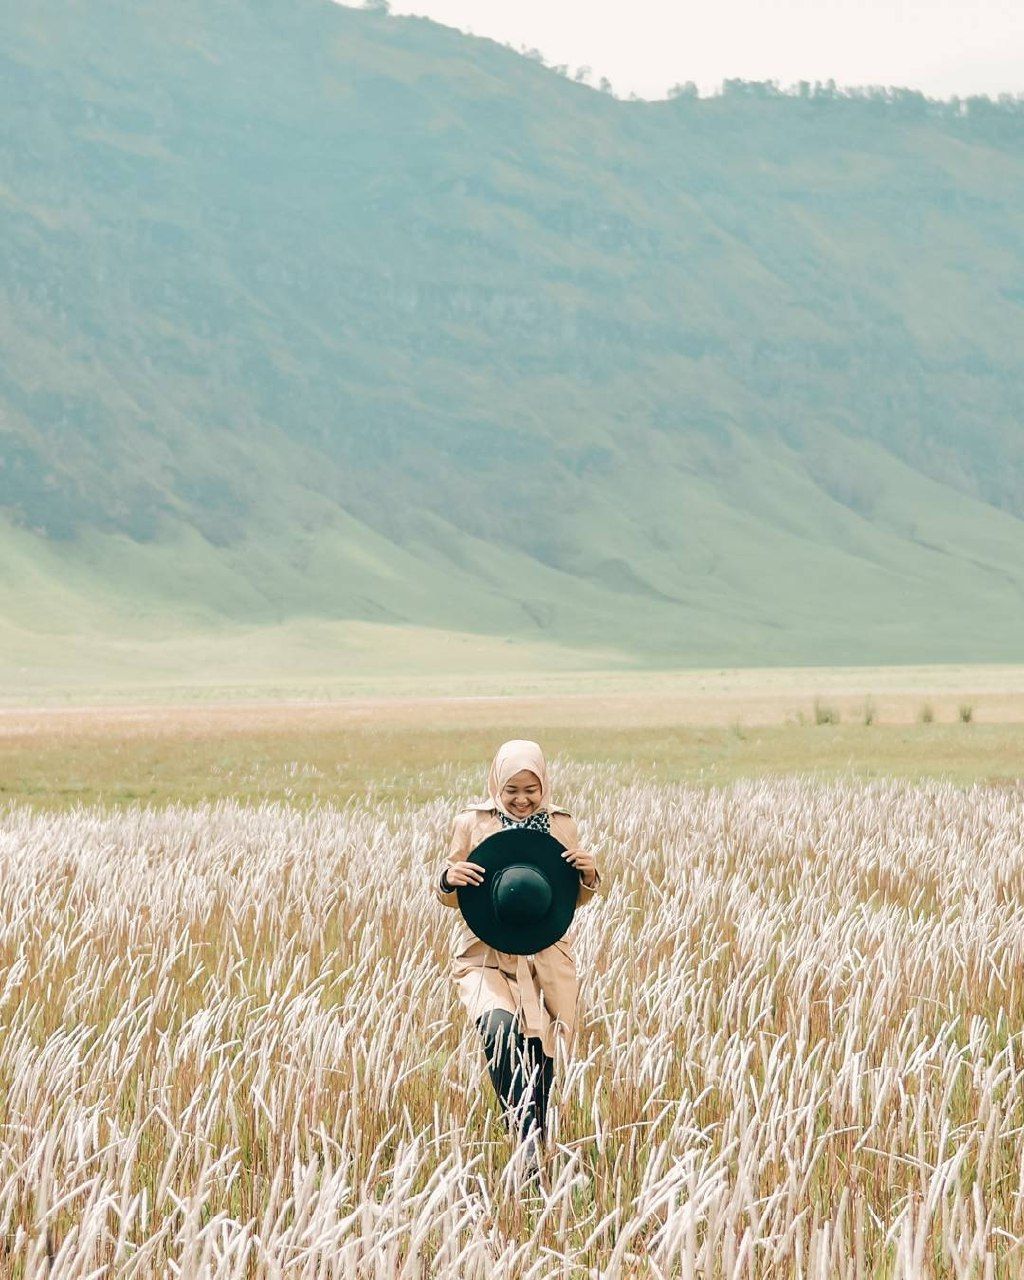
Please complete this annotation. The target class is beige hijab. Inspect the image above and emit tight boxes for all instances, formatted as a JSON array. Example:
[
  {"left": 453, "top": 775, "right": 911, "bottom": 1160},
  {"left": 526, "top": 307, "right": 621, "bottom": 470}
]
[{"left": 486, "top": 739, "right": 550, "bottom": 818}]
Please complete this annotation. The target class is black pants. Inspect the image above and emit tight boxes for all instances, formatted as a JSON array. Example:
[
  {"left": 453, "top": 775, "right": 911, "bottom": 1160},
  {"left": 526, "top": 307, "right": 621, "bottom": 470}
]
[{"left": 475, "top": 1009, "right": 554, "bottom": 1144}]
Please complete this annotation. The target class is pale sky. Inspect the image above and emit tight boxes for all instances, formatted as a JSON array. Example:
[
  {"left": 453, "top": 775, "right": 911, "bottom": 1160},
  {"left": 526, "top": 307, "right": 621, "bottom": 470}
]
[{"left": 353, "top": 0, "right": 1024, "bottom": 101}]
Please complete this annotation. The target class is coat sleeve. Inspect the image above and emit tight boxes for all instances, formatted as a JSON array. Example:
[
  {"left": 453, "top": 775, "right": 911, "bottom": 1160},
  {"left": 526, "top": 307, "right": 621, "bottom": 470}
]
[
  {"left": 433, "top": 811, "right": 473, "bottom": 908},
  {"left": 557, "top": 815, "right": 605, "bottom": 909}
]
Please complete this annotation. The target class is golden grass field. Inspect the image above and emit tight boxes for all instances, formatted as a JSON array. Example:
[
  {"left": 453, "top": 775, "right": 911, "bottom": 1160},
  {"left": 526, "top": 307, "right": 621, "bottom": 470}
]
[
  {"left": 2, "top": 765, "right": 1024, "bottom": 1275},
  {"left": 2, "top": 663, "right": 1024, "bottom": 807},
  {"left": 0, "top": 665, "right": 1022, "bottom": 1275}
]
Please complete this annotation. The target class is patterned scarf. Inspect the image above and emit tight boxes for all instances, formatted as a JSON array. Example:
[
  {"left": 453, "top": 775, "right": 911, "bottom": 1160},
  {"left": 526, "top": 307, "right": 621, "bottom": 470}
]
[{"left": 498, "top": 808, "right": 551, "bottom": 834}]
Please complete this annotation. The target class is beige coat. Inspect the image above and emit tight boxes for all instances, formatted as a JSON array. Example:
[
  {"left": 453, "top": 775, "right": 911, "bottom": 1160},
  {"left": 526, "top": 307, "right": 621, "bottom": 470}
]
[{"left": 434, "top": 805, "right": 604, "bottom": 1058}]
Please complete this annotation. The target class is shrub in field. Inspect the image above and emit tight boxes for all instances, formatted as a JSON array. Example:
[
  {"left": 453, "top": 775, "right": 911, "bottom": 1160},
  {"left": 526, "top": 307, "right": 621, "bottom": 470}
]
[
  {"left": 919, "top": 702, "right": 935, "bottom": 723},
  {"left": 959, "top": 703, "right": 974, "bottom": 723},
  {"left": 813, "top": 697, "right": 839, "bottom": 724},
  {"left": 0, "top": 770, "right": 1023, "bottom": 1275}
]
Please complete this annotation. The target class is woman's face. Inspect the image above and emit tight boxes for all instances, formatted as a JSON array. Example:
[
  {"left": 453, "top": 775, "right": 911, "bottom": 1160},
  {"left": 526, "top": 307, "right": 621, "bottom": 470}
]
[{"left": 501, "top": 769, "right": 543, "bottom": 817}]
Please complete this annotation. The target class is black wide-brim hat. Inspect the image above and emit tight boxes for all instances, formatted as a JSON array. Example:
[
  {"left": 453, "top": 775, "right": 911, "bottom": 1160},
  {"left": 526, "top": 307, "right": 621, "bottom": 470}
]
[{"left": 457, "top": 826, "right": 579, "bottom": 955}]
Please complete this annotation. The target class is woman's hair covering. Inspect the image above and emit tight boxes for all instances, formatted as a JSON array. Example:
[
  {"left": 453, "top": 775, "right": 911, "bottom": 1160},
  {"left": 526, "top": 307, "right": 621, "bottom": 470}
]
[{"left": 487, "top": 739, "right": 550, "bottom": 818}]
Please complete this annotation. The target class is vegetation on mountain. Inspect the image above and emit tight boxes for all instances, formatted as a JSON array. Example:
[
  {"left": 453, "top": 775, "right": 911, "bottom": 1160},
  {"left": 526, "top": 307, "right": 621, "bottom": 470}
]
[{"left": 3, "top": 0, "right": 1023, "bottom": 669}]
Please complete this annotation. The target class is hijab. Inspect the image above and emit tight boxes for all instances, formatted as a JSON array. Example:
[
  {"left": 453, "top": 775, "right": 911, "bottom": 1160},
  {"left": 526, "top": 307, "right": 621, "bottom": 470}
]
[{"left": 486, "top": 739, "right": 550, "bottom": 820}]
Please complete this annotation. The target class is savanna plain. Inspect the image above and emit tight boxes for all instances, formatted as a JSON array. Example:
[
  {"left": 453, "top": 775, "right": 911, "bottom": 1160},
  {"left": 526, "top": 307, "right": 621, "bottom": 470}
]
[{"left": 1, "top": 666, "right": 1023, "bottom": 1276}]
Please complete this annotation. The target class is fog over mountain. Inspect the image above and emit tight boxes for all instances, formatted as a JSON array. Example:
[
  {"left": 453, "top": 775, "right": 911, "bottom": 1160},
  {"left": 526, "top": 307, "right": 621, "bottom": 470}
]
[{"left": 3, "top": 0, "right": 1024, "bottom": 675}]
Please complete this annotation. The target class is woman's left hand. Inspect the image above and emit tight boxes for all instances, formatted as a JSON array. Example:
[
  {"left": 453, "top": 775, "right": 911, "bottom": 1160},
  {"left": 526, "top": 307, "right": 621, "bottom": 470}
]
[{"left": 562, "top": 847, "right": 598, "bottom": 886}]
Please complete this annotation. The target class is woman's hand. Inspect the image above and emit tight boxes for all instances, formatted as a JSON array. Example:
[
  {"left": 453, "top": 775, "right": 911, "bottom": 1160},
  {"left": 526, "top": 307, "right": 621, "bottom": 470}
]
[
  {"left": 444, "top": 860, "right": 486, "bottom": 888},
  {"left": 562, "top": 848, "right": 598, "bottom": 887}
]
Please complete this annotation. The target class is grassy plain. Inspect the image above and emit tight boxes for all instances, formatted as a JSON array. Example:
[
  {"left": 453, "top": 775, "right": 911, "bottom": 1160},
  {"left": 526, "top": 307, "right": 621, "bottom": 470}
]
[
  {"left": 2, "top": 664, "right": 1022, "bottom": 807},
  {"left": 0, "top": 668, "right": 1022, "bottom": 1273},
  {"left": 2, "top": 771, "right": 1024, "bottom": 1274}
]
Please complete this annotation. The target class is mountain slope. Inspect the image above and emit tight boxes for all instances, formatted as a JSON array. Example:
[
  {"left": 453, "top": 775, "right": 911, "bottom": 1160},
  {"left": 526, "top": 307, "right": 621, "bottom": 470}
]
[{"left": 2, "top": 0, "right": 1024, "bottom": 675}]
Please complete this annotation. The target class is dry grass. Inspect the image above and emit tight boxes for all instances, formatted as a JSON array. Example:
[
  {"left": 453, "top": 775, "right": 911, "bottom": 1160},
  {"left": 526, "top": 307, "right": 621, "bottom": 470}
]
[
  {"left": 4, "top": 658, "right": 1024, "bottom": 715},
  {"left": 2, "top": 698, "right": 1024, "bottom": 808},
  {"left": 1, "top": 765, "right": 1024, "bottom": 1274}
]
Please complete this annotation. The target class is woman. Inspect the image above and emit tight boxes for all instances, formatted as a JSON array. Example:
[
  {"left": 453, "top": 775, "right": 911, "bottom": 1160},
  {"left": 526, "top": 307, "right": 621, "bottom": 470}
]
[{"left": 433, "top": 739, "right": 604, "bottom": 1183}]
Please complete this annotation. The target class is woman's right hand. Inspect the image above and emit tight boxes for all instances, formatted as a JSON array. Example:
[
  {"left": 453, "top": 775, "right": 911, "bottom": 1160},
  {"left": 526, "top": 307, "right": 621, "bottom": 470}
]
[{"left": 444, "top": 860, "right": 486, "bottom": 887}]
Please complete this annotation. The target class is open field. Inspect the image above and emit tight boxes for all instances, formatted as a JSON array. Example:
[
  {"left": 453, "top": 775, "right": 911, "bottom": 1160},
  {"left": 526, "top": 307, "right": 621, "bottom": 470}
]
[
  {"left": 1, "top": 768, "right": 1024, "bottom": 1275},
  {"left": 2, "top": 664, "right": 1023, "bottom": 806},
  {"left": 0, "top": 613, "right": 629, "bottom": 710}
]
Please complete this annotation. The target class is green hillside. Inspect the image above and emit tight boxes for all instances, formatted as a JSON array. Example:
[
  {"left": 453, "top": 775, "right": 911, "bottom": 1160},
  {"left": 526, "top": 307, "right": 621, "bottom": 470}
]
[{"left": 2, "top": 0, "right": 1024, "bottom": 687}]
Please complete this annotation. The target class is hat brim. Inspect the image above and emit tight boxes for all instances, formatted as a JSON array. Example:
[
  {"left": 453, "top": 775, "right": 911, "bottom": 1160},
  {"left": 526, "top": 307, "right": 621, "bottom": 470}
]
[{"left": 457, "top": 827, "right": 579, "bottom": 955}]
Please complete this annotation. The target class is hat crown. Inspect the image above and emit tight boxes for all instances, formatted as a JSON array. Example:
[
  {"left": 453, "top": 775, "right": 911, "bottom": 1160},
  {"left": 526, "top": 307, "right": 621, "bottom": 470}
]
[{"left": 491, "top": 863, "right": 553, "bottom": 925}]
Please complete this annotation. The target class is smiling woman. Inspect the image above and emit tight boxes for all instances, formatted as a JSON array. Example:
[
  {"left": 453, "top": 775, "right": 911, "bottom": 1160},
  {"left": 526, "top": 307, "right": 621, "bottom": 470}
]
[
  {"left": 499, "top": 768, "right": 544, "bottom": 820},
  {"left": 431, "top": 738, "right": 604, "bottom": 1188}
]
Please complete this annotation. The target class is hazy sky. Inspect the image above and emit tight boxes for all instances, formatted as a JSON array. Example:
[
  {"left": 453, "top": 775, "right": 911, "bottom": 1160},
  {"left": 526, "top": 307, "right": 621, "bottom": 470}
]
[{"left": 362, "top": 0, "right": 1024, "bottom": 101}]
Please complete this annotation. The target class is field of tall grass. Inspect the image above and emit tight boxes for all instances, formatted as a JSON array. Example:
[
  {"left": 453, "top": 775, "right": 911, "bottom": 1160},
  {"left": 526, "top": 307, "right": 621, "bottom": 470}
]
[{"left": 1, "top": 764, "right": 1024, "bottom": 1275}]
